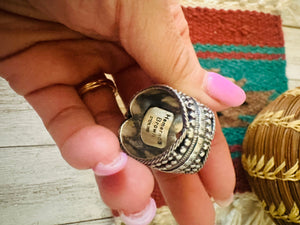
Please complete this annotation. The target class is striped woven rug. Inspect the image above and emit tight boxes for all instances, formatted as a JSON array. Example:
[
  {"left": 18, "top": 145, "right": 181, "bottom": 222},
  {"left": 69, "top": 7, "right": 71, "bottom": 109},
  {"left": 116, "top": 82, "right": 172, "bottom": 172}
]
[{"left": 186, "top": 6, "right": 287, "bottom": 194}]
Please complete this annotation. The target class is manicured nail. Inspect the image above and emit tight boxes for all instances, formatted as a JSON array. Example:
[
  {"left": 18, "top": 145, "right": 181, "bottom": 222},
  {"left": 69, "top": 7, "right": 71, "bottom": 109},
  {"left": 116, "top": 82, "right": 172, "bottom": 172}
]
[
  {"left": 119, "top": 198, "right": 157, "bottom": 225},
  {"left": 205, "top": 72, "right": 246, "bottom": 107},
  {"left": 215, "top": 193, "right": 234, "bottom": 208},
  {"left": 93, "top": 152, "right": 128, "bottom": 176}
]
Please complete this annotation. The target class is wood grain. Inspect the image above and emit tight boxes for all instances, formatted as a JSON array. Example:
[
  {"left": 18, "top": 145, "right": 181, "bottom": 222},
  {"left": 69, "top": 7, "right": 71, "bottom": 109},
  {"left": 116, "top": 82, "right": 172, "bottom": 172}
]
[
  {"left": 0, "top": 145, "right": 112, "bottom": 225},
  {"left": 283, "top": 27, "right": 300, "bottom": 82},
  {"left": 281, "top": 0, "right": 300, "bottom": 28},
  {"left": 0, "top": 80, "right": 54, "bottom": 147},
  {"left": 67, "top": 218, "right": 115, "bottom": 225}
]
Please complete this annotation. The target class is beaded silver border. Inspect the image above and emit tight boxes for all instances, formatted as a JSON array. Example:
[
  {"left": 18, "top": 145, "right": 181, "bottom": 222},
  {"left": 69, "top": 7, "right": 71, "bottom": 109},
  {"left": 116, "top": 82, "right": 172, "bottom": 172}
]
[{"left": 119, "top": 85, "right": 215, "bottom": 174}]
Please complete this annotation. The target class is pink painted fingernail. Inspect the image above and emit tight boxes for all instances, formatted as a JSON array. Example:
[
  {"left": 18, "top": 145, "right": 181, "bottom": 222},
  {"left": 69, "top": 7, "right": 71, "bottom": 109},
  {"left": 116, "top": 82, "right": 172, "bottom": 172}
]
[
  {"left": 215, "top": 193, "right": 234, "bottom": 208},
  {"left": 119, "top": 198, "right": 157, "bottom": 225},
  {"left": 205, "top": 72, "right": 246, "bottom": 106},
  {"left": 93, "top": 152, "right": 128, "bottom": 176}
]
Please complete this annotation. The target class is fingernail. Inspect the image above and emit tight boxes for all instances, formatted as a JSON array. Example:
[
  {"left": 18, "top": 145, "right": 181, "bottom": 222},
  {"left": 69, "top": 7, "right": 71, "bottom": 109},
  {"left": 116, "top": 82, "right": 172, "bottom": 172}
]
[
  {"left": 119, "top": 198, "right": 157, "bottom": 225},
  {"left": 205, "top": 72, "right": 246, "bottom": 107},
  {"left": 215, "top": 193, "right": 234, "bottom": 208},
  {"left": 93, "top": 152, "right": 128, "bottom": 176}
]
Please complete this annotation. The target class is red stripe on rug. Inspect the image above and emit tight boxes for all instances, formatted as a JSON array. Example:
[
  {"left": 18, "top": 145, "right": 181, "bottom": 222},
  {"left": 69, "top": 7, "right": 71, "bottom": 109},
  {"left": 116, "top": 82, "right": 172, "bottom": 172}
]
[
  {"left": 196, "top": 52, "right": 285, "bottom": 60},
  {"left": 233, "top": 158, "right": 252, "bottom": 193},
  {"left": 182, "top": 7, "right": 284, "bottom": 47},
  {"left": 230, "top": 144, "right": 243, "bottom": 153}
]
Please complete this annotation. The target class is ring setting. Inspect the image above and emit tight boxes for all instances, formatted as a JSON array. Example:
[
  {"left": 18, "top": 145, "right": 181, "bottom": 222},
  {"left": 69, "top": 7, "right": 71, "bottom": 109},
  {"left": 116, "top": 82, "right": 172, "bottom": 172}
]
[{"left": 119, "top": 85, "right": 215, "bottom": 174}]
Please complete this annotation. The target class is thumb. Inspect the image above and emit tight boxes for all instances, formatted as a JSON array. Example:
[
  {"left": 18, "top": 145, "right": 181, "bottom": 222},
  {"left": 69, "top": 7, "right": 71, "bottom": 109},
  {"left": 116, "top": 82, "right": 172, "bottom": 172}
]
[{"left": 119, "top": 0, "right": 246, "bottom": 111}]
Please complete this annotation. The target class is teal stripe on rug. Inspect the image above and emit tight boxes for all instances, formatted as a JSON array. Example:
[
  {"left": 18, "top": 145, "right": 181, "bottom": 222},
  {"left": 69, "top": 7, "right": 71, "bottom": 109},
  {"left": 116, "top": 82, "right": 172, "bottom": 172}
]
[
  {"left": 193, "top": 44, "right": 285, "bottom": 54},
  {"left": 231, "top": 151, "right": 242, "bottom": 159},
  {"left": 222, "top": 127, "right": 248, "bottom": 146},
  {"left": 238, "top": 115, "right": 256, "bottom": 123},
  {"left": 199, "top": 59, "right": 287, "bottom": 94}
]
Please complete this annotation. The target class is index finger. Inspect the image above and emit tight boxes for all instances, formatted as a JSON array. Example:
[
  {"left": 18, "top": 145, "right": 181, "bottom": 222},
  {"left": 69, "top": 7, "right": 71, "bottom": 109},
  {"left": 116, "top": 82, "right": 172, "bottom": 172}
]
[{"left": 0, "top": 38, "right": 157, "bottom": 221}]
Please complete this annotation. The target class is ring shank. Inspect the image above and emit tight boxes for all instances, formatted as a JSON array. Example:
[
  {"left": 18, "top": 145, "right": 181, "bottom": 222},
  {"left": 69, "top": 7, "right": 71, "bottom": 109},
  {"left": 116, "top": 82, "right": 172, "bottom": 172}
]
[{"left": 78, "top": 79, "right": 117, "bottom": 97}]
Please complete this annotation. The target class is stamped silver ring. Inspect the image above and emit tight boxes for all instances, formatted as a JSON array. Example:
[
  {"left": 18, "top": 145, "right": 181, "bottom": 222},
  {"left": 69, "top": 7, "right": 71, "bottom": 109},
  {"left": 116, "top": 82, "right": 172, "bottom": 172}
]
[{"left": 119, "top": 85, "right": 215, "bottom": 174}]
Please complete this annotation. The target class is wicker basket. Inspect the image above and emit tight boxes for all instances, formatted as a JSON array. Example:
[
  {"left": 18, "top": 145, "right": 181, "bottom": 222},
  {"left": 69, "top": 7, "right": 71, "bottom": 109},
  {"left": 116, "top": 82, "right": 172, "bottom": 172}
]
[{"left": 242, "top": 87, "right": 300, "bottom": 225}]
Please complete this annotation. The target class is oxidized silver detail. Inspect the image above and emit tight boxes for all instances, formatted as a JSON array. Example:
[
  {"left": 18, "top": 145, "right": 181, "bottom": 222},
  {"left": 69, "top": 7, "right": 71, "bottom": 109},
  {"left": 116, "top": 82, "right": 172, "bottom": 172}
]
[{"left": 119, "top": 85, "right": 215, "bottom": 174}]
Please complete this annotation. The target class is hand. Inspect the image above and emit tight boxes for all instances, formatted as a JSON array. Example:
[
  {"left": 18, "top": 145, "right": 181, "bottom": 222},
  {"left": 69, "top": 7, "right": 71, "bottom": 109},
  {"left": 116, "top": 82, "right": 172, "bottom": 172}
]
[{"left": 0, "top": 1, "right": 246, "bottom": 224}]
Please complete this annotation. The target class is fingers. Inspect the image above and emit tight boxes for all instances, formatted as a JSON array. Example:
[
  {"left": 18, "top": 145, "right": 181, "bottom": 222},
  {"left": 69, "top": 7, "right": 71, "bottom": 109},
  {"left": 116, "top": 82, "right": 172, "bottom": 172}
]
[
  {"left": 24, "top": 81, "right": 155, "bottom": 220},
  {"left": 25, "top": 78, "right": 156, "bottom": 220},
  {"left": 96, "top": 158, "right": 154, "bottom": 217},
  {"left": 199, "top": 117, "right": 235, "bottom": 206},
  {"left": 113, "top": 65, "right": 154, "bottom": 104},
  {"left": 0, "top": 38, "right": 155, "bottom": 222},
  {"left": 118, "top": 0, "right": 246, "bottom": 111},
  {"left": 79, "top": 78, "right": 156, "bottom": 223},
  {"left": 114, "top": 67, "right": 216, "bottom": 225},
  {"left": 24, "top": 82, "right": 121, "bottom": 169},
  {"left": 1, "top": 39, "right": 133, "bottom": 95},
  {"left": 27, "top": 0, "right": 246, "bottom": 110},
  {"left": 154, "top": 119, "right": 235, "bottom": 224},
  {"left": 154, "top": 172, "right": 215, "bottom": 225},
  {"left": 79, "top": 77, "right": 124, "bottom": 134}
]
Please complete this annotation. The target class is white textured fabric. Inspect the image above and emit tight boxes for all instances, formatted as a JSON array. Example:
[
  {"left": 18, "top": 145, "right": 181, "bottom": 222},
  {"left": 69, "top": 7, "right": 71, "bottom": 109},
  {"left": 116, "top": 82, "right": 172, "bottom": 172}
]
[
  {"left": 214, "top": 192, "right": 275, "bottom": 225},
  {"left": 114, "top": 192, "right": 276, "bottom": 225},
  {"left": 180, "top": 0, "right": 291, "bottom": 15}
]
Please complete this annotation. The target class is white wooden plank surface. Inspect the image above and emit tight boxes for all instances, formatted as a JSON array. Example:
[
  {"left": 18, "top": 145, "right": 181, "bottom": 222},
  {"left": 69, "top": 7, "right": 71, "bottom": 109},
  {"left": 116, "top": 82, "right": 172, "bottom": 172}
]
[
  {"left": 281, "top": 0, "right": 300, "bottom": 28},
  {"left": 70, "top": 218, "right": 115, "bottom": 225},
  {"left": 0, "top": 4, "right": 300, "bottom": 225},
  {"left": 283, "top": 27, "right": 300, "bottom": 82},
  {"left": 0, "top": 80, "right": 54, "bottom": 147},
  {"left": 0, "top": 145, "right": 112, "bottom": 225},
  {"left": 288, "top": 79, "right": 300, "bottom": 89}
]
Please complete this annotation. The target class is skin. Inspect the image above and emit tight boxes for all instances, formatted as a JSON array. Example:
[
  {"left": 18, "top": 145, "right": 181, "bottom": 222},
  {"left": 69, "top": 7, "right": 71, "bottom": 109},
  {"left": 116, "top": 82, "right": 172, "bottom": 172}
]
[{"left": 0, "top": 1, "right": 237, "bottom": 224}]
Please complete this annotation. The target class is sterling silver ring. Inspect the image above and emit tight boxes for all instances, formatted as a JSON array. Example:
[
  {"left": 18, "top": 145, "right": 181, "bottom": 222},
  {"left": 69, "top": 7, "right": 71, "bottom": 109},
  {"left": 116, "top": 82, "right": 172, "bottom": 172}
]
[{"left": 119, "top": 85, "right": 215, "bottom": 174}]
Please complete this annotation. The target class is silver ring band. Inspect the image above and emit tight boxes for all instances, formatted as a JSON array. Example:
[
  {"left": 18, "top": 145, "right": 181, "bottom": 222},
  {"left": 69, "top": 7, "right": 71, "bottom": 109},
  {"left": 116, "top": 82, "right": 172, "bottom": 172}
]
[{"left": 119, "top": 85, "right": 215, "bottom": 174}]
